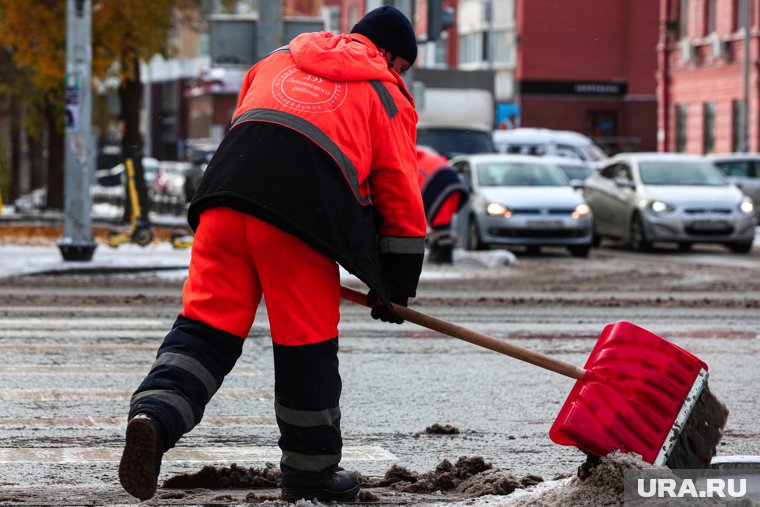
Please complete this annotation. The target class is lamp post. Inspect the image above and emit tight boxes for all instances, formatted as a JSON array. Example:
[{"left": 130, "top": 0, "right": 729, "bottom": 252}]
[{"left": 58, "top": 0, "right": 97, "bottom": 261}]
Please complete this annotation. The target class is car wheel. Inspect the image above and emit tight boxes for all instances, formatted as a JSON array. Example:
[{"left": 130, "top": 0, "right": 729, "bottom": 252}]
[
  {"left": 568, "top": 245, "right": 590, "bottom": 257},
  {"left": 467, "top": 218, "right": 486, "bottom": 251},
  {"left": 728, "top": 241, "right": 753, "bottom": 254},
  {"left": 591, "top": 226, "right": 601, "bottom": 247},
  {"left": 629, "top": 214, "right": 652, "bottom": 252}
]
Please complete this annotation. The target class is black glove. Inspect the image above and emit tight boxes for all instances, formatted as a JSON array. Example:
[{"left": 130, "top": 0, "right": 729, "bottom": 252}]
[{"left": 367, "top": 290, "right": 407, "bottom": 325}]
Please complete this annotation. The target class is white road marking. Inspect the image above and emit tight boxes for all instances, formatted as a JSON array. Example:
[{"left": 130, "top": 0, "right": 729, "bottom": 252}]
[
  {"left": 0, "top": 446, "right": 396, "bottom": 463},
  {"left": 0, "top": 415, "right": 276, "bottom": 428},
  {"left": 0, "top": 318, "right": 168, "bottom": 329},
  {"left": 0, "top": 364, "right": 260, "bottom": 375},
  {"left": 0, "top": 388, "right": 272, "bottom": 401}
]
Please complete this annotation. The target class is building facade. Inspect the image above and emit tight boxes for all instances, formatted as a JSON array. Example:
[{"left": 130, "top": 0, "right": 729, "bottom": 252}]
[
  {"left": 514, "top": 0, "right": 659, "bottom": 153},
  {"left": 176, "top": 1, "right": 662, "bottom": 155},
  {"left": 658, "top": 0, "right": 757, "bottom": 154}
]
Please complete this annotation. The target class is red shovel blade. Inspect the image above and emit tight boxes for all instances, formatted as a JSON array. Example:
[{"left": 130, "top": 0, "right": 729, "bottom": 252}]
[{"left": 549, "top": 321, "right": 708, "bottom": 464}]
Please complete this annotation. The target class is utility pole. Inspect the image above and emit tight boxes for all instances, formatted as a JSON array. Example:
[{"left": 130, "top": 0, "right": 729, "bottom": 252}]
[
  {"left": 257, "top": 0, "right": 284, "bottom": 59},
  {"left": 741, "top": 0, "right": 751, "bottom": 152},
  {"left": 58, "top": 0, "right": 97, "bottom": 261}
]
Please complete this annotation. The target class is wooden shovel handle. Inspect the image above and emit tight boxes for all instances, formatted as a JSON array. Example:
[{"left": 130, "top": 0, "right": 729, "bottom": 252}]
[{"left": 340, "top": 286, "right": 586, "bottom": 381}]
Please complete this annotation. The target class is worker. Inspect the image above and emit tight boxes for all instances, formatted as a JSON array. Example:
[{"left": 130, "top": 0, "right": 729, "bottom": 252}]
[
  {"left": 416, "top": 147, "right": 469, "bottom": 263},
  {"left": 118, "top": 6, "right": 425, "bottom": 504}
]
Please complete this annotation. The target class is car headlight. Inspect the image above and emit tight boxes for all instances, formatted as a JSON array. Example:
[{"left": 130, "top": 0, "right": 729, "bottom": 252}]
[
  {"left": 739, "top": 196, "right": 755, "bottom": 215},
  {"left": 571, "top": 203, "right": 591, "bottom": 219},
  {"left": 486, "top": 202, "right": 512, "bottom": 218},
  {"left": 642, "top": 199, "right": 675, "bottom": 214}
]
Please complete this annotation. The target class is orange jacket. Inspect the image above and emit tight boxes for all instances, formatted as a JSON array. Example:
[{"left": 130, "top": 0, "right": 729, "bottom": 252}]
[
  {"left": 189, "top": 32, "right": 426, "bottom": 305},
  {"left": 233, "top": 32, "right": 425, "bottom": 240}
]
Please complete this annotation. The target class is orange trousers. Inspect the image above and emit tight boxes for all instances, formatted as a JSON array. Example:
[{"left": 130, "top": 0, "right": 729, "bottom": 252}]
[{"left": 180, "top": 207, "right": 340, "bottom": 346}]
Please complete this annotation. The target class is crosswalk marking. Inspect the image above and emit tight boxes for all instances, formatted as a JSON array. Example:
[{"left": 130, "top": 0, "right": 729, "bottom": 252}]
[
  {"left": 0, "top": 318, "right": 168, "bottom": 328},
  {"left": 0, "top": 446, "right": 396, "bottom": 464},
  {"left": 0, "top": 364, "right": 260, "bottom": 375},
  {"left": 0, "top": 296, "right": 398, "bottom": 477},
  {"left": 0, "top": 329, "right": 169, "bottom": 339},
  {"left": 0, "top": 415, "right": 276, "bottom": 428},
  {"left": 0, "top": 388, "right": 273, "bottom": 401}
]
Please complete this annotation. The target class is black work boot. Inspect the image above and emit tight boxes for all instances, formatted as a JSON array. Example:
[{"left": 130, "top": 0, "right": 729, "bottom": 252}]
[
  {"left": 118, "top": 413, "right": 165, "bottom": 501},
  {"left": 280, "top": 469, "right": 360, "bottom": 502}
]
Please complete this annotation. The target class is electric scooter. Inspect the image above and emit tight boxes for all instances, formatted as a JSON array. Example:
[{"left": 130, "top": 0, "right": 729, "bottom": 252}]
[{"left": 107, "top": 157, "right": 153, "bottom": 247}]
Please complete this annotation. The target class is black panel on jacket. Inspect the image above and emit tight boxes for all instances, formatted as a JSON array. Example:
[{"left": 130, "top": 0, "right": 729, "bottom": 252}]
[{"left": 188, "top": 122, "right": 393, "bottom": 305}]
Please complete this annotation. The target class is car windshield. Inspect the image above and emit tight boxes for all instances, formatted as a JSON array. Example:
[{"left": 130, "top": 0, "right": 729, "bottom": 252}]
[
  {"left": 476, "top": 162, "right": 568, "bottom": 187},
  {"left": 558, "top": 164, "right": 593, "bottom": 181},
  {"left": 416, "top": 128, "right": 496, "bottom": 159},
  {"left": 638, "top": 161, "right": 727, "bottom": 186}
]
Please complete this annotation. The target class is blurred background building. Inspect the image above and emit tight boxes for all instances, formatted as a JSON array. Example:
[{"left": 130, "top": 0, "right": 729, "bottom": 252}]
[
  {"left": 657, "top": 0, "right": 757, "bottom": 154},
  {"left": 1, "top": 0, "right": 757, "bottom": 208}
]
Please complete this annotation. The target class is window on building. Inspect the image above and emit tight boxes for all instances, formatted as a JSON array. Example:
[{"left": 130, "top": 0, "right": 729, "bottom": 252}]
[
  {"left": 434, "top": 32, "right": 448, "bottom": 66},
  {"left": 705, "top": 0, "right": 716, "bottom": 35},
  {"left": 679, "top": 0, "right": 689, "bottom": 39},
  {"left": 734, "top": 0, "right": 750, "bottom": 31},
  {"left": 491, "top": 29, "right": 514, "bottom": 65},
  {"left": 324, "top": 6, "right": 340, "bottom": 33},
  {"left": 676, "top": 104, "right": 688, "bottom": 153},
  {"left": 733, "top": 99, "right": 745, "bottom": 151},
  {"left": 348, "top": 5, "right": 358, "bottom": 31},
  {"left": 703, "top": 102, "right": 715, "bottom": 154},
  {"left": 459, "top": 32, "right": 483, "bottom": 65}
]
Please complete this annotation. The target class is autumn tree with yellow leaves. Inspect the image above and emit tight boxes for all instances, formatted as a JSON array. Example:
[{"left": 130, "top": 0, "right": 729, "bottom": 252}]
[{"left": 0, "top": 0, "right": 232, "bottom": 215}]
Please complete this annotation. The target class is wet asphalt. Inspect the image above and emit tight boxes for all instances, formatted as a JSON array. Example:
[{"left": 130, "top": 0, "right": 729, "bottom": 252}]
[{"left": 0, "top": 244, "right": 758, "bottom": 505}]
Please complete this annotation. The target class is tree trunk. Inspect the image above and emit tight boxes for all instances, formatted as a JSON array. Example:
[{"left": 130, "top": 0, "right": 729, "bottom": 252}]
[
  {"left": 28, "top": 132, "right": 45, "bottom": 191},
  {"left": 45, "top": 101, "right": 64, "bottom": 210},
  {"left": 9, "top": 94, "right": 22, "bottom": 202},
  {"left": 119, "top": 55, "right": 150, "bottom": 225}
]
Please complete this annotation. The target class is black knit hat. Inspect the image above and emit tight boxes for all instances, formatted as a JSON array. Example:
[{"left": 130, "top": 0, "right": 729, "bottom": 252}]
[{"left": 351, "top": 6, "right": 418, "bottom": 64}]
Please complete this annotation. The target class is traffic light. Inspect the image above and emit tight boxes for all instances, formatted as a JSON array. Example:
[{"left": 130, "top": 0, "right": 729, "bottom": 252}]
[{"left": 427, "top": 0, "right": 455, "bottom": 42}]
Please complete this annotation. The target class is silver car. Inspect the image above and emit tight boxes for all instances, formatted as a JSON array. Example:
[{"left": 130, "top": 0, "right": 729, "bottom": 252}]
[
  {"left": 707, "top": 153, "right": 760, "bottom": 220},
  {"left": 584, "top": 153, "right": 756, "bottom": 253},
  {"left": 451, "top": 154, "right": 593, "bottom": 257}
]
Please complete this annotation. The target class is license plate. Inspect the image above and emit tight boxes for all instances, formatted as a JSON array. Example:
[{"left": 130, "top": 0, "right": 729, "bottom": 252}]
[
  {"left": 526, "top": 220, "right": 564, "bottom": 229},
  {"left": 690, "top": 220, "right": 729, "bottom": 231}
]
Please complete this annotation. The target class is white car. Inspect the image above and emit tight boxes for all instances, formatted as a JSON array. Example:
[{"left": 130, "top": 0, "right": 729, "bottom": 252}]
[
  {"left": 584, "top": 153, "right": 756, "bottom": 253},
  {"left": 450, "top": 154, "right": 594, "bottom": 257},
  {"left": 492, "top": 128, "right": 608, "bottom": 168},
  {"left": 707, "top": 153, "right": 760, "bottom": 220}
]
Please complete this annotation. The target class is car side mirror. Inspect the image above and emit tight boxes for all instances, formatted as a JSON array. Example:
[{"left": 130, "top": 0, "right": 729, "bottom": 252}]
[{"left": 569, "top": 179, "right": 585, "bottom": 190}]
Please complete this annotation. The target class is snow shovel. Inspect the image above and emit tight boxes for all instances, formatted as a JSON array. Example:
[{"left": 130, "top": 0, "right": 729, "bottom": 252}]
[{"left": 340, "top": 286, "right": 727, "bottom": 470}]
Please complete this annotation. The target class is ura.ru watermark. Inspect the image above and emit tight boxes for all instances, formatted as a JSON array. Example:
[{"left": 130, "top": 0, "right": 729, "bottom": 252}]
[
  {"left": 637, "top": 477, "right": 746, "bottom": 498},
  {"left": 624, "top": 468, "right": 760, "bottom": 505}
]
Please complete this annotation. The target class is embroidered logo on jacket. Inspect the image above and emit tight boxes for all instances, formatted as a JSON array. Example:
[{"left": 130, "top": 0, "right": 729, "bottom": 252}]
[{"left": 272, "top": 66, "right": 347, "bottom": 113}]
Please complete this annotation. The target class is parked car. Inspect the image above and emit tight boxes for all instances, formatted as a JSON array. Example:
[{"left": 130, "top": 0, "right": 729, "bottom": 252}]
[
  {"left": 153, "top": 161, "right": 192, "bottom": 198},
  {"left": 95, "top": 157, "right": 159, "bottom": 188},
  {"left": 451, "top": 154, "right": 594, "bottom": 257},
  {"left": 492, "top": 128, "right": 608, "bottom": 168},
  {"left": 541, "top": 156, "right": 597, "bottom": 188},
  {"left": 584, "top": 153, "right": 756, "bottom": 253},
  {"left": 707, "top": 153, "right": 760, "bottom": 219},
  {"left": 184, "top": 141, "right": 218, "bottom": 202}
]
